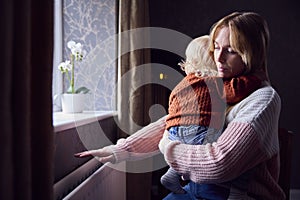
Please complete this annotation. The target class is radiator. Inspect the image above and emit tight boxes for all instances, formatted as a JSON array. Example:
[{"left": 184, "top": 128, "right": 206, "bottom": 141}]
[{"left": 54, "top": 159, "right": 126, "bottom": 200}]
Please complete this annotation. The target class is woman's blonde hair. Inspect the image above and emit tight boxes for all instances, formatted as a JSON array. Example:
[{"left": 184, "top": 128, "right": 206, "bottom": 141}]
[
  {"left": 209, "top": 12, "right": 270, "bottom": 81},
  {"left": 179, "top": 35, "right": 218, "bottom": 76}
]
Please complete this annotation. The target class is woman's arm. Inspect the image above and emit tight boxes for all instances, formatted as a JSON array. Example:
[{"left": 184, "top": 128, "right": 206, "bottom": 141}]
[
  {"left": 160, "top": 86, "right": 281, "bottom": 183},
  {"left": 75, "top": 115, "right": 167, "bottom": 164},
  {"left": 112, "top": 115, "right": 167, "bottom": 163}
]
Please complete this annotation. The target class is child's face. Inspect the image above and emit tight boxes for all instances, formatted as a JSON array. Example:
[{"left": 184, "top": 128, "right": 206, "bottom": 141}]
[{"left": 213, "top": 27, "right": 246, "bottom": 78}]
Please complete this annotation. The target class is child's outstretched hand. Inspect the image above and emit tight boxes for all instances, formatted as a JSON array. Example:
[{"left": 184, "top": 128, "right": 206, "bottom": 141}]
[{"left": 74, "top": 146, "right": 116, "bottom": 164}]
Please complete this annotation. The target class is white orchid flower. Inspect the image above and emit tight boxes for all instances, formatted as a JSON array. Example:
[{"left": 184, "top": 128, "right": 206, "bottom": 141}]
[
  {"left": 67, "top": 40, "right": 76, "bottom": 49},
  {"left": 72, "top": 44, "right": 86, "bottom": 60},
  {"left": 58, "top": 60, "right": 72, "bottom": 72},
  {"left": 67, "top": 41, "right": 86, "bottom": 60}
]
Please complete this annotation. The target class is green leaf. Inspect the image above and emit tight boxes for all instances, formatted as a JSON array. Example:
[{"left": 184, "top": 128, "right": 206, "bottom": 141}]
[{"left": 75, "top": 86, "right": 90, "bottom": 94}]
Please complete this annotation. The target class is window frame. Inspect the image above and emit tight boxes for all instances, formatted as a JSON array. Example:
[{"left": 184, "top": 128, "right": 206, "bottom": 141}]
[
  {"left": 52, "top": 0, "right": 63, "bottom": 112},
  {"left": 52, "top": 0, "right": 117, "bottom": 113}
]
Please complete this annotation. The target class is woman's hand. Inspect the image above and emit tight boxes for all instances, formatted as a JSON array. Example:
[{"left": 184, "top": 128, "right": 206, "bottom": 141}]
[
  {"left": 74, "top": 146, "right": 116, "bottom": 163},
  {"left": 158, "top": 130, "right": 172, "bottom": 155}
]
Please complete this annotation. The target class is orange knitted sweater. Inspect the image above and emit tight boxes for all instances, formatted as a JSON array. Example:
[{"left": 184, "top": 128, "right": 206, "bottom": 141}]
[{"left": 166, "top": 73, "right": 261, "bottom": 130}]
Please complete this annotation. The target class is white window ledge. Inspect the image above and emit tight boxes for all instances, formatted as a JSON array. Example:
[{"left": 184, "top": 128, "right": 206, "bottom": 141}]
[{"left": 53, "top": 111, "right": 117, "bottom": 132}]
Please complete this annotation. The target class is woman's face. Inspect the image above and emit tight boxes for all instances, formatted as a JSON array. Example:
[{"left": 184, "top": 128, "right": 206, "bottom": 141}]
[{"left": 213, "top": 26, "right": 246, "bottom": 78}]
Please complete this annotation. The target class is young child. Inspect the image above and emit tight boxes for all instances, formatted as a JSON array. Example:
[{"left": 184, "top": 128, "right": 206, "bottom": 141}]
[{"left": 160, "top": 35, "right": 262, "bottom": 198}]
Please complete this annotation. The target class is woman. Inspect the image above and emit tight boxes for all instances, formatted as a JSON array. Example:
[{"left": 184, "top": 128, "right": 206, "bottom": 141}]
[
  {"left": 75, "top": 12, "right": 285, "bottom": 199},
  {"left": 160, "top": 35, "right": 261, "bottom": 197}
]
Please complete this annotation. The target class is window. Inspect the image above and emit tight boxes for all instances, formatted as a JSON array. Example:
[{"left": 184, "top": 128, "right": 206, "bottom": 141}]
[{"left": 52, "top": 0, "right": 117, "bottom": 112}]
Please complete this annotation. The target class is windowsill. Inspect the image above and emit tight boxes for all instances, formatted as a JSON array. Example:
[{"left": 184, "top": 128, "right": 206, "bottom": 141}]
[{"left": 53, "top": 111, "right": 117, "bottom": 132}]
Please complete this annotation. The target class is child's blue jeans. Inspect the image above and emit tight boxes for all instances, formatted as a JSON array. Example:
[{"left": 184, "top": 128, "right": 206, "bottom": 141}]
[{"left": 163, "top": 181, "right": 229, "bottom": 200}]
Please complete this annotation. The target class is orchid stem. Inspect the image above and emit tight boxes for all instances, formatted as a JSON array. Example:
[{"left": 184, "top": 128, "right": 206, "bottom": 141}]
[{"left": 71, "top": 54, "right": 75, "bottom": 93}]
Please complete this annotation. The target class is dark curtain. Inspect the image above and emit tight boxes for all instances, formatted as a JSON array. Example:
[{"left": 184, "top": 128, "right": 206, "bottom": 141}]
[
  {"left": 118, "top": 0, "right": 153, "bottom": 199},
  {"left": 118, "top": 0, "right": 152, "bottom": 134},
  {"left": 0, "top": 0, "right": 54, "bottom": 200}
]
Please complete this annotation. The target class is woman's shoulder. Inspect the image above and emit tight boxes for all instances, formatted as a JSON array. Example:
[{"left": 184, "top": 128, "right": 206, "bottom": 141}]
[
  {"left": 227, "top": 84, "right": 281, "bottom": 123},
  {"left": 249, "top": 83, "right": 281, "bottom": 102}
]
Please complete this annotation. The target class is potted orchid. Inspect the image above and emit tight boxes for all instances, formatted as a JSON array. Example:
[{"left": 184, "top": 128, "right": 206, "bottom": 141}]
[
  {"left": 58, "top": 40, "right": 89, "bottom": 94},
  {"left": 58, "top": 40, "right": 89, "bottom": 113}
]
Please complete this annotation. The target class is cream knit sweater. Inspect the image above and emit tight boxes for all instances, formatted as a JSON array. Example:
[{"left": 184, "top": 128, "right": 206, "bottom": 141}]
[{"left": 111, "top": 85, "right": 285, "bottom": 199}]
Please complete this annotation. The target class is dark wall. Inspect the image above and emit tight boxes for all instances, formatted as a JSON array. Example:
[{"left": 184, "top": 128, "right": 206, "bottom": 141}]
[{"left": 149, "top": 0, "right": 300, "bottom": 189}]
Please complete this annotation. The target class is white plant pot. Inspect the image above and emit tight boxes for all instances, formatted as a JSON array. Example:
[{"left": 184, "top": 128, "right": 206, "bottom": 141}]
[{"left": 61, "top": 93, "right": 85, "bottom": 113}]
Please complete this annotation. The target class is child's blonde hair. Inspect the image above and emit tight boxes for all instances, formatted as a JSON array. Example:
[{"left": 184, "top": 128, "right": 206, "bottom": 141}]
[{"left": 179, "top": 35, "right": 218, "bottom": 77}]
